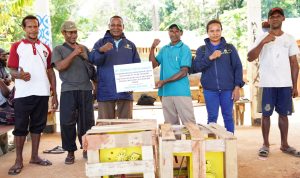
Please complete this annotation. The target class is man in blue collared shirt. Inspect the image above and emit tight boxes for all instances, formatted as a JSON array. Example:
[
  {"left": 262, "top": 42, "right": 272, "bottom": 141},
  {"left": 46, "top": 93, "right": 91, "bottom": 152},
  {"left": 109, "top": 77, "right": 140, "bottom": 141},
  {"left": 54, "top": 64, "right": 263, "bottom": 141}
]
[{"left": 149, "top": 24, "right": 195, "bottom": 125}]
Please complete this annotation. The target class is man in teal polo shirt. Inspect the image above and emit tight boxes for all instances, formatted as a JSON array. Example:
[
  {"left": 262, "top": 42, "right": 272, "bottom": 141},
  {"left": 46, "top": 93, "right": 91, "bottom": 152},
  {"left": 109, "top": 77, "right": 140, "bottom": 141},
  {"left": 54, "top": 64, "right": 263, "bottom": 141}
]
[{"left": 149, "top": 24, "right": 195, "bottom": 125}]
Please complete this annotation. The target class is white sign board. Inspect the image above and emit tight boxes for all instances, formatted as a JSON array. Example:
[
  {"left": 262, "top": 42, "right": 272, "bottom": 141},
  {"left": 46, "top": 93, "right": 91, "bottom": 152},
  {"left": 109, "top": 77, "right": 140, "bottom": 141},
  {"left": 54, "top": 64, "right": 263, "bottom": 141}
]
[{"left": 114, "top": 62, "right": 155, "bottom": 93}]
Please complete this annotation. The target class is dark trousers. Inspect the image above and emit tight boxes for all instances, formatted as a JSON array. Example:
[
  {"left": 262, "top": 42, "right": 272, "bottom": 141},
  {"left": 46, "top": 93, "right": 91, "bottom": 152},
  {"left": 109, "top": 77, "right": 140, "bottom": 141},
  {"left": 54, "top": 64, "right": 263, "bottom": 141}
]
[{"left": 60, "top": 90, "right": 95, "bottom": 151}]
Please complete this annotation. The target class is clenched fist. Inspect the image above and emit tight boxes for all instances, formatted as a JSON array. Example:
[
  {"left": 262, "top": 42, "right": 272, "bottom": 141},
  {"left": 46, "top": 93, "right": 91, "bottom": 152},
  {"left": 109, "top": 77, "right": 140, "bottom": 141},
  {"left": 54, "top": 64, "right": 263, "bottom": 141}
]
[
  {"left": 99, "top": 42, "right": 114, "bottom": 53},
  {"left": 73, "top": 45, "right": 83, "bottom": 56},
  {"left": 262, "top": 33, "right": 276, "bottom": 45},
  {"left": 209, "top": 50, "right": 222, "bottom": 60},
  {"left": 151, "top": 39, "right": 161, "bottom": 49}
]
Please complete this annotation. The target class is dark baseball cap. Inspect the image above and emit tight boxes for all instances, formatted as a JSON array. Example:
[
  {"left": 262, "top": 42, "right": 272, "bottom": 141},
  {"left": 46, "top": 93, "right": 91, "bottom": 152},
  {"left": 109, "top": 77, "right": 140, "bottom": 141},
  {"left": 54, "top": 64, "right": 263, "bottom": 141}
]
[
  {"left": 268, "top": 7, "right": 284, "bottom": 18},
  {"left": 168, "top": 23, "right": 183, "bottom": 31},
  {"left": 0, "top": 48, "right": 9, "bottom": 55}
]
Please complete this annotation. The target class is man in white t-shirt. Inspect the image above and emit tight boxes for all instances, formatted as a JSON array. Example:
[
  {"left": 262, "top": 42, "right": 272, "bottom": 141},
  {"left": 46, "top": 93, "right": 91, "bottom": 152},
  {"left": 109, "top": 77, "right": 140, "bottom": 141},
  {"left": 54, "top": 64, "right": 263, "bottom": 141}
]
[{"left": 248, "top": 7, "right": 300, "bottom": 157}]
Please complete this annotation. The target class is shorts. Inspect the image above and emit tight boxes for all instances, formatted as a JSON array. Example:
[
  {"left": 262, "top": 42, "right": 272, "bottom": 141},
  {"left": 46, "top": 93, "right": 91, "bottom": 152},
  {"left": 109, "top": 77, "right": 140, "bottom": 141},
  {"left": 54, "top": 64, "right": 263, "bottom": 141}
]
[
  {"left": 261, "top": 87, "right": 292, "bottom": 117},
  {"left": 13, "top": 96, "right": 49, "bottom": 136}
]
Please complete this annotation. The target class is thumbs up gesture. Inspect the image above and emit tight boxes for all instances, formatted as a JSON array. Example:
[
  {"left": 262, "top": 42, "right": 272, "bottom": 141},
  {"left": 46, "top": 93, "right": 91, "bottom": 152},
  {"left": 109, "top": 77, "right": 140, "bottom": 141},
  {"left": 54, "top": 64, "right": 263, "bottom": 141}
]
[{"left": 19, "top": 67, "right": 31, "bottom": 81}]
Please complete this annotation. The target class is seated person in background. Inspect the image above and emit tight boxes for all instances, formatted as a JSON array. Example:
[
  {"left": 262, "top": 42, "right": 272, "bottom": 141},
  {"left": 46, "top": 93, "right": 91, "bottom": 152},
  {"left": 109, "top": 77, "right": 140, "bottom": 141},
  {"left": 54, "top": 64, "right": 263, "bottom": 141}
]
[
  {"left": 0, "top": 48, "right": 12, "bottom": 86},
  {"left": 0, "top": 80, "right": 14, "bottom": 125}
]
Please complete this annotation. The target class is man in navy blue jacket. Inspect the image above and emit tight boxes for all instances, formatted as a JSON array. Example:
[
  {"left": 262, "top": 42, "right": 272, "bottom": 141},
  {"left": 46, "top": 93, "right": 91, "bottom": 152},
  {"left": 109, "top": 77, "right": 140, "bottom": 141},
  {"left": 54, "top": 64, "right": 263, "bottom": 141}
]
[
  {"left": 89, "top": 16, "right": 141, "bottom": 119},
  {"left": 193, "top": 19, "right": 244, "bottom": 133}
]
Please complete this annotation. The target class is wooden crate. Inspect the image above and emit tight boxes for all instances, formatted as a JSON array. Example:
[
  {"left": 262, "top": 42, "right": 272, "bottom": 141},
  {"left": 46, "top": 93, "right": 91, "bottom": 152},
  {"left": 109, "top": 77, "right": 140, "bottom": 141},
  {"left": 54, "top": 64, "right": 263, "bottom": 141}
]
[
  {"left": 159, "top": 123, "right": 206, "bottom": 178},
  {"left": 83, "top": 119, "right": 158, "bottom": 178},
  {"left": 199, "top": 123, "right": 237, "bottom": 178},
  {"left": 158, "top": 123, "right": 237, "bottom": 178}
]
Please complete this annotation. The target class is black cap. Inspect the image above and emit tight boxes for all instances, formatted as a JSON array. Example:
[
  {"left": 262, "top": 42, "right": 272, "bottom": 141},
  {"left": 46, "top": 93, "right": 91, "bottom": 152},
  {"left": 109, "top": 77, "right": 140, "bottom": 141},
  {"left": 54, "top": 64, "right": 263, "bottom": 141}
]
[
  {"left": 0, "top": 48, "right": 9, "bottom": 55},
  {"left": 168, "top": 24, "right": 183, "bottom": 31},
  {"left": 268, "top": 7, "right": 284, "bottom": 18}
]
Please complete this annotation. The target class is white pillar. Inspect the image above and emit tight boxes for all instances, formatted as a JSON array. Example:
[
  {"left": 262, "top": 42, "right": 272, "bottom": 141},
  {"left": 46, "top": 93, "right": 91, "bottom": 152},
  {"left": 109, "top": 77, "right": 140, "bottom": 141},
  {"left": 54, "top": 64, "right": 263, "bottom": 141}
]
[
  {"left": 34, "top": 0, "right": 52, "bottom": 49},
  {"left": 247, "top": 0, "right": 262, "bottom": 125}
]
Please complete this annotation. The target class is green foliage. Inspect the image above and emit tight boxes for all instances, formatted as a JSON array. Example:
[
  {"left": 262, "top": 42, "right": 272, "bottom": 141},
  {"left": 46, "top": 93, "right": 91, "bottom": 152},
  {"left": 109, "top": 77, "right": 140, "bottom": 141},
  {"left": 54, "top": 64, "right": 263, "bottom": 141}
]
[
  {"left": 2, "top": 0, "right": 298, "bottom": 68},
  {"left": 219, "top": 7, "right": 248, "bottom": 68},
  {"left": 50, "top": 0, "right": 76, "bottom": 47},
  {"left": 159, "top": 0, "right": 201, "bottom": 31},
  {"left": 261, "top": 0, "right": 300, "bottom": 19},
  {"left": 218, "top": 0, "right": 245, "bottom": 12},
  {"left": 0, "top": 0, "right": 33, "bottom": 49},
  {"left": 123, "top": 1, "right": 152, "bottom": 31}
]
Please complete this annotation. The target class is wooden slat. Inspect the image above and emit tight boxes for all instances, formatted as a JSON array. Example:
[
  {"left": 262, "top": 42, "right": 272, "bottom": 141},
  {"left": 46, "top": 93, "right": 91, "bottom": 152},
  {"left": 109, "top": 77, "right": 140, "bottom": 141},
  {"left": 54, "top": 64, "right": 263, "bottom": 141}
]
[
  {"left": 199, "top": 140, "right": 206, "bottom": 178},
  {"left": 143, "top": 172, "right": 156, "bottom": 178},
  {"left": 225, "top": 139, "right": 238, "bottom": 178},
  {"left": 205, "top": 139, "right": 226, "bottom": 152},
  {"left": 96, "top": 119, "right": 157, "bottom": 125},
  {"left": 86, "top": 160, "right": 155, "bottom": 177},
  {"left": 158, "top": 139, "right": 173, "bottom": 178},
  {"left": 172, "top": 140, "right": 192, "bottom": 153},
  {"left": 202, "top": 123, "right": 235, "bottom": 139},
  {"left": 191, "top": 141, "right": 200, "bottom": 178},
  {"left": 142, "top": 146, "right": 154, "bottom": 161},
  {"left": 185, "top": 122, "right": 204, "bottom": 141},
  {"left": 159, "top": 124, "right": 176, "bottom": 141},
  {"left": 88, "top": 122, "right": 157, "bottom": 134},
  {"left": 85, "top": 131, "right": 154, "bottom": 150},
  {"left": 87, "top": 150, "right": 99, "bottom": 164}
]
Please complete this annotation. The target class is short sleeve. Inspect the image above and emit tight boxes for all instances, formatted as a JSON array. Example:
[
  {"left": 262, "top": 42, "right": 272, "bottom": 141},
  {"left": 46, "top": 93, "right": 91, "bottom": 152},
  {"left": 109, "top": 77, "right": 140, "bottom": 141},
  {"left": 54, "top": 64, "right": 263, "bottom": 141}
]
[
  {"left": 51, "top": 46, "right": 63, "bottom": 67},
  {"left": 179, "top": 45, "right": 192, "bottom": 67},
  {"left": 155, "top": 47, "right": 164, "bottom": 64},
  {"left": 288, "top": 36, "right": 300, "bottom": 56},
  {"left": 43, "top": 44, "right": 52, "bottom": 69},
  {"left": 7, "top": 42, "right": 21, "bottom": 69}
]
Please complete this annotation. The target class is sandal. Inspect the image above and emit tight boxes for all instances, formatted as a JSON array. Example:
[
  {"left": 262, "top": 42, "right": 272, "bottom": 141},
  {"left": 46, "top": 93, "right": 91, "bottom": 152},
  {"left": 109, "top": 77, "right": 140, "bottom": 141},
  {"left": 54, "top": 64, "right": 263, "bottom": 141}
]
[
  {"left": 43, "top": 146, "right": 65, "bottom": 154},
  {"left": 30, "top": 159, "right": 52, "bottom": 166},
  {"left": 65, "top": 155, "right": 75, "bottom": 165},
  {"left": 8, "top": 165, "right": 23, "bottom": 175},
  {"left": 280, "top": 147, "right": 300, "bottom": 157},
  {"left": 258, "top": 145, "right": 269, "bottom": 157}
]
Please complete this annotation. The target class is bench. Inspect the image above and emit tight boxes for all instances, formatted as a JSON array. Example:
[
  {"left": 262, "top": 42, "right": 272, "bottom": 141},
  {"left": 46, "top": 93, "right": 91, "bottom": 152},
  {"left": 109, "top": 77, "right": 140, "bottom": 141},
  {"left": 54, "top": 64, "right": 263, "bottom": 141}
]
[{"left": 0, "top": 125, "right": 14, "bottom": 156}]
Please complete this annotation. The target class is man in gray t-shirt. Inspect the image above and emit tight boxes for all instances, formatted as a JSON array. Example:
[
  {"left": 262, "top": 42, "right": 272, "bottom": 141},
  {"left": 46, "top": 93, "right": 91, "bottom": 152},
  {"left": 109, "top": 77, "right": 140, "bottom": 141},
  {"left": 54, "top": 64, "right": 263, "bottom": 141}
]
[{"left": 51, "top": 21, "right": 94, "bottom": 164}]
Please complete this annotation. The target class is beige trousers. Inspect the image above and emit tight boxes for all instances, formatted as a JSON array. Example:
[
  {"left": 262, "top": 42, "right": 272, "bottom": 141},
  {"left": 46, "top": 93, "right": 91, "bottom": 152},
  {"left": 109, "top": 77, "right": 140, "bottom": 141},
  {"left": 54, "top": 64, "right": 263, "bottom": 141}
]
[
  {"left": 98, "top": 100, "right": 133, "bottom": 119},
  {"left": 161, "top": 96, "right": 196, "bottom": 125}
]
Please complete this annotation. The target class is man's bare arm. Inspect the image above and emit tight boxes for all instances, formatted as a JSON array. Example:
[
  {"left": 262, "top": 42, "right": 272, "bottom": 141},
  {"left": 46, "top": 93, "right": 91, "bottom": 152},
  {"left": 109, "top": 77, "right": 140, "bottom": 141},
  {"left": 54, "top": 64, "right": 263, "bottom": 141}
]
[
  {"left": 149, "top": 39, "right": 160, "bottom": 68},
  {"left": 156, "top": 67, "right": 189, "bottom": 88},
  {"left": 290, "top": 55, "right": 299, "bottom": 97}
]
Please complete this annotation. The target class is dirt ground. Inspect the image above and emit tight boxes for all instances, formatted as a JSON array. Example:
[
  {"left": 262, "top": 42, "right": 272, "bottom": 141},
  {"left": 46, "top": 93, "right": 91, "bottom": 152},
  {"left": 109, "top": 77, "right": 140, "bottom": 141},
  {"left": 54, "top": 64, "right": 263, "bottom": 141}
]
[{"left": 1, "top": 100, "right": 300, "bottom": 178}]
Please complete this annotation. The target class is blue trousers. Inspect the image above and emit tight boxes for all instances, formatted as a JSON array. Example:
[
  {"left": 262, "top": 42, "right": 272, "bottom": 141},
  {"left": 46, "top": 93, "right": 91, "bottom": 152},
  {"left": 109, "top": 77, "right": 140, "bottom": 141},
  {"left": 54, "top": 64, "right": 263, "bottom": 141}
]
[{"left": 203, "top": 89, "right": 234, "bottom": 133}]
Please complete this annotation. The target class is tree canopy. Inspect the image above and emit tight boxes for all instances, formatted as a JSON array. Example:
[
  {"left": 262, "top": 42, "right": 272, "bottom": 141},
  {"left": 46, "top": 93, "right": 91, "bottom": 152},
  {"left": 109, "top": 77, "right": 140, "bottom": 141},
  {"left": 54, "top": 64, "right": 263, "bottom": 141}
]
[
  {"left": 0, "top": 0, "right": 299, "bottom": 65},
  {"left": 0, "top": 0, "right": 33, "bottom": 50}
]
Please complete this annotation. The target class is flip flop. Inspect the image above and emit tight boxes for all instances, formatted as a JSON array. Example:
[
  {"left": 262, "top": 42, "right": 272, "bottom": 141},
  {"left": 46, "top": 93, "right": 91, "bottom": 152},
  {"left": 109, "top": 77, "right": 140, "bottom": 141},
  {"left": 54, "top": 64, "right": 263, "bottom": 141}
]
[
  {"left": 29, "top": 159, "right": 52, "bottom": 166},
  {"left": 8, "top": 165, "right": 23, "bottom": 175},
  {"left": 258, "top": 145, "right": 269, "bottom": 157},
  {"left": 43, "top": 146, "right": 65, "bottom": 154},
  {"left": 281, "top": 147, "right": 300, "bottom": 157},
  {"left": 65, "top": 155, "right": 75, "bottom": 165}
]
